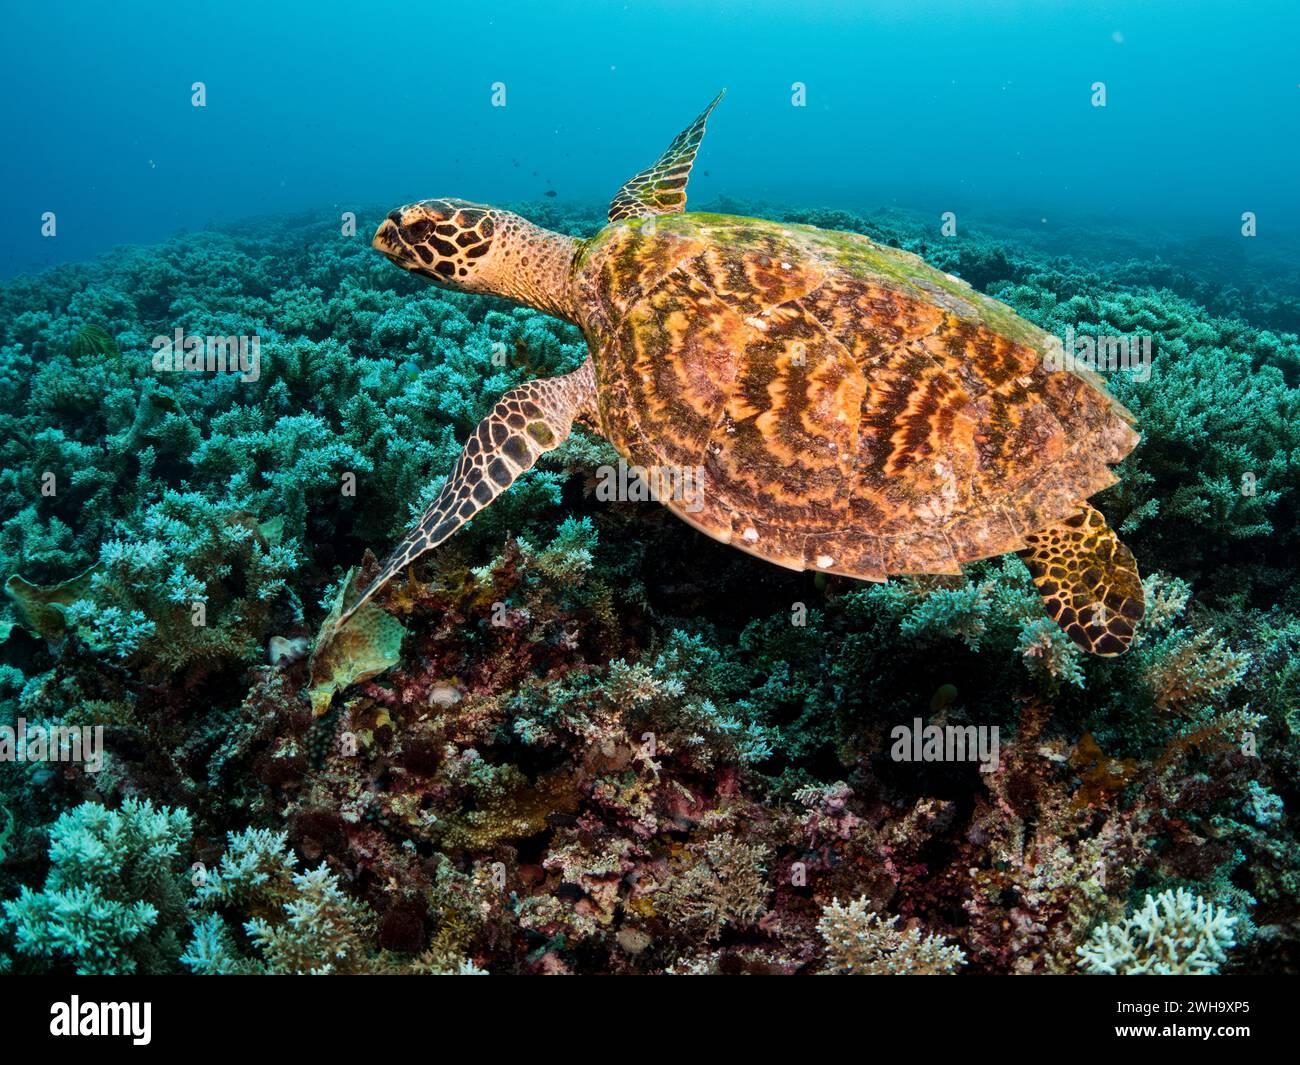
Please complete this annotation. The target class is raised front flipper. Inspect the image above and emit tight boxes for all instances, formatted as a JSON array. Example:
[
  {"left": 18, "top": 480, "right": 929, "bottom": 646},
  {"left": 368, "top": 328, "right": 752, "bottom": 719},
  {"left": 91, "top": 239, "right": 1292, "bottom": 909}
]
[
  {"left": 607, "top": 91, "right": 724, "bottom": 223},
  {"left": 1019, "top": 504, "right": 1145, "bottom": 657},
  {"left": 334, "top": 358, "right": 599, "bottom": 633}
]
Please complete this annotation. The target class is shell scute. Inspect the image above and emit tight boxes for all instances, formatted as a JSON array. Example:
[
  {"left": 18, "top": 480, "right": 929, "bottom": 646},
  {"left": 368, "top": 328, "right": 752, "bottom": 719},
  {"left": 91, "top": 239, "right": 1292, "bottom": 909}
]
[
  {"left": 705, "top": 300, "right": 860, "bottom": 526},
  {"left": 591, "top": 220, "right": 707, "bottom": 322},
  {"left": 802, "top": 529, "right": 886, "bottom": 581},
  {"left": 608, "top": 268, "right": 740, "bottom": 468},
  {"left": 688, "top": 239, "right": 823, "bottom": 318}
]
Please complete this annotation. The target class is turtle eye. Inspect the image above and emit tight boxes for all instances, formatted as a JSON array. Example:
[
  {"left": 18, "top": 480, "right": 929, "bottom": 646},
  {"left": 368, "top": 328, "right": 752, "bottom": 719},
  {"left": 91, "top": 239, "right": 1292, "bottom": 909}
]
[{"left": 399, "top": 219, "right": 433, "bottom": 243}]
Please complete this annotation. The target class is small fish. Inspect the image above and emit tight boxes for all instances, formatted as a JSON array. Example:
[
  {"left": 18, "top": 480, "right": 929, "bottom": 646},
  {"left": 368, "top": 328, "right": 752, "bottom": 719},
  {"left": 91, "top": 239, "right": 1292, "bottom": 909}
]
[{"left": 544, "top": 189, "right": 558, "bottom": 198}]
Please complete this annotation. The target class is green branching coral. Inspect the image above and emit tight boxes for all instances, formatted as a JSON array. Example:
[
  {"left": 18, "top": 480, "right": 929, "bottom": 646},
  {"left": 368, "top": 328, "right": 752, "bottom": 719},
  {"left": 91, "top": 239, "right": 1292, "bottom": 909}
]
[
  {"left": 817, "top": 897, "right": 966, "bottom": 975},
  {"left": 604, "top": 634, "right": 776, "bottom": 768},
  {"left": 1, "top": 799, "right": 192, "bottom": 974},
  {"left": 184, "top": 827, "right": 375, "bottom": 975},
  {"left": 841, "top": 557, "right": 1090, "bottom": 693},
  {"left": 1077, "top": 888, "right": 1238, "bottom": 975},
  {"left": 182, "top": 827, "right": 486, "bottom": 975}
]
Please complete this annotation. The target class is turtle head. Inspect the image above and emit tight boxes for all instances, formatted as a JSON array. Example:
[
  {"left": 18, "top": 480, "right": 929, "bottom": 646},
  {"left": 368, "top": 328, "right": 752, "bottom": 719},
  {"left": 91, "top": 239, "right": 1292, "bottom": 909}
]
[
  {"left": 373, "top": 198, "right": 580, "bottom": 322},
  {"left": 373, "top": 199, "right": 501, "bottom": 291}
]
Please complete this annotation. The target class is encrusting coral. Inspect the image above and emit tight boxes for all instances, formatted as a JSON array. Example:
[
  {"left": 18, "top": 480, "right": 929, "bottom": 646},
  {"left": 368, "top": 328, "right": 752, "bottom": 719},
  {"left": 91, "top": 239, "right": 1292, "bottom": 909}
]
[{"left": 0, "top": 199, "right": 1296, "bottom": 974}]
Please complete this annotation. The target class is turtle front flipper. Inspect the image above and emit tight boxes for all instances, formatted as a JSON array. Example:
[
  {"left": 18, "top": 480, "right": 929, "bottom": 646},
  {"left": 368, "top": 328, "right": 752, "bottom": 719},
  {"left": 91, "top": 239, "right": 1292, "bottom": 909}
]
[
  {"left": 335, "top": 358, "right": 599, "bottom": 632},
  {"left": 607, "top": 90, "right": 724, "bottom": 223},
  {"left": 1018, "top": 504, "right": 1145, "bottom": 657}
]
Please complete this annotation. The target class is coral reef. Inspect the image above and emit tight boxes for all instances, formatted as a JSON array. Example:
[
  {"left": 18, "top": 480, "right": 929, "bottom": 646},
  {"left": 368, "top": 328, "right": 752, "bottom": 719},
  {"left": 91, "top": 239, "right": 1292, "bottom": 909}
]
[{"left": 0, "top": 200, "right": 1297, "bottom": 974}]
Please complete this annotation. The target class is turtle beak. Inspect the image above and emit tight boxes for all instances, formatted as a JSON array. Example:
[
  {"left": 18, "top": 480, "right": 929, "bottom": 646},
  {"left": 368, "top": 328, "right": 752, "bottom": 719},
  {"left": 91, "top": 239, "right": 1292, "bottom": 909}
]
[{"left": 373, "top": 215, "right": 410, "bottom": 266}]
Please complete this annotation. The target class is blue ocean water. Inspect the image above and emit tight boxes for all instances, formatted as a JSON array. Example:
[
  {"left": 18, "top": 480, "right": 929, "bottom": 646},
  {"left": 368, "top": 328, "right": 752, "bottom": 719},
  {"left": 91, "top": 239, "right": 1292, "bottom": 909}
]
[{"left": 2, "top": 0, "right": 1297, "bottom": 277}]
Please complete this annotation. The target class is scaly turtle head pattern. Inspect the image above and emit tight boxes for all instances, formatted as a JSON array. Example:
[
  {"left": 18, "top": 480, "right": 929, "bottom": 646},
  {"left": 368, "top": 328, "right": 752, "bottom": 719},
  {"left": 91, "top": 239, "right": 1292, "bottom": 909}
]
[{"left": 373, "top": 198, "right": 579, "bottom": 322}]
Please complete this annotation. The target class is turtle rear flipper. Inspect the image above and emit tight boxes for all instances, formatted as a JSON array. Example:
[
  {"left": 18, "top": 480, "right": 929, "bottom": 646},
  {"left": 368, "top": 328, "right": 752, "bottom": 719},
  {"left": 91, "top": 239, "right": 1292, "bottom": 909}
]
[
  {"left": 1019, "top": 504, "right": 1144, "bottom": 656},
  {"left": 335, "top": 358, "right": 599, "bottom": 633}
]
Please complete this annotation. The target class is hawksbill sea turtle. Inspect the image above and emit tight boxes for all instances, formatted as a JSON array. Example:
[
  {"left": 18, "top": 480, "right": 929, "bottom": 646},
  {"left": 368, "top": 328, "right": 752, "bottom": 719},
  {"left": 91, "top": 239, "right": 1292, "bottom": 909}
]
[{"left": 344, "top": 91, "right": 1145, "bottom": 657}]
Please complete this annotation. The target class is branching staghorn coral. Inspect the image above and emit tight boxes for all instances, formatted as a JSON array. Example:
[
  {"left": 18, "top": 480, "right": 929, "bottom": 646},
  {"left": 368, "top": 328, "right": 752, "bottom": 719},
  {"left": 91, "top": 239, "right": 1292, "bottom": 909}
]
[
  {"left": 658, "top": 833, "right": 772, "bottom": 941},
  {"left": 184, "top": 827, "right": 375, "bottom": 975},
  {"left": 1077, "top": 888, "right": 1238, "bottom": 975},
  {"left": 1, "top": 799, "right": 191, "bottom": 974},
  {"left": 817, "top": 897, "right": 965, "bottom": 975}
]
